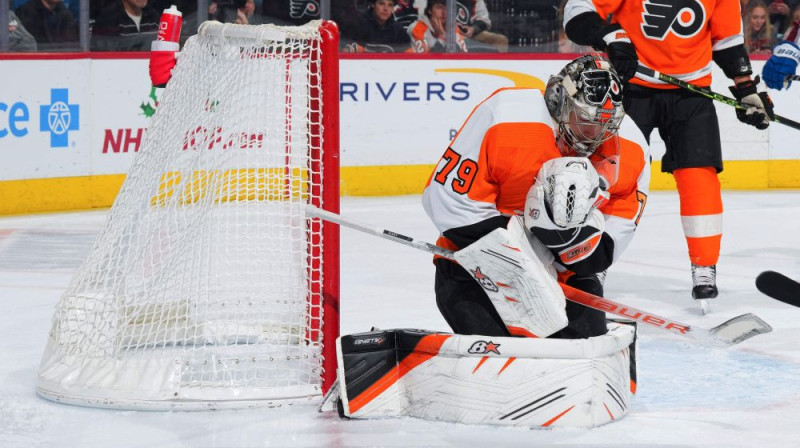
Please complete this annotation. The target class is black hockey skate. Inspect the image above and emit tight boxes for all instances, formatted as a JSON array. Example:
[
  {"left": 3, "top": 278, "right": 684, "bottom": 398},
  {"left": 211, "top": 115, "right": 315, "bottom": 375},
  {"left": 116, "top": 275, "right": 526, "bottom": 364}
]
[{"left": 691, "top": 264, "right": 717, "bottom": 314}]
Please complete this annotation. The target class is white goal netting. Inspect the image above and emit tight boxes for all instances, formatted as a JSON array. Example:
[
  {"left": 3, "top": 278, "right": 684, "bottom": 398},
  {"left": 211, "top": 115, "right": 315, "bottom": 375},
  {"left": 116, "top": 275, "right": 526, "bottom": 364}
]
[{"left": 37, "top": 21, "right": 339, "bottom": 409}]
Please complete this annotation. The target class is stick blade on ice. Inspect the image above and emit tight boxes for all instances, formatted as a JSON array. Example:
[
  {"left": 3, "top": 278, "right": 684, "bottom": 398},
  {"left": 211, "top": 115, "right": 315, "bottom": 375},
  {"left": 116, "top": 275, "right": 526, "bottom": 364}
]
[
  {"left": 706, "top": 313, "right": 772, "bottom": 346},
  {"left": 755, "top": 271, "right": 800, "bottom": 307}
]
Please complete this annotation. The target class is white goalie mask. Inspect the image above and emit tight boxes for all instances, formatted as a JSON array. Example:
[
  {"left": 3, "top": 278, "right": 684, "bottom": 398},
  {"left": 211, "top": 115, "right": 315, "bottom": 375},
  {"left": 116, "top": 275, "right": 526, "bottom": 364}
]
[{"left": 545, "top": 54, "right": 625, "bottom": 188}]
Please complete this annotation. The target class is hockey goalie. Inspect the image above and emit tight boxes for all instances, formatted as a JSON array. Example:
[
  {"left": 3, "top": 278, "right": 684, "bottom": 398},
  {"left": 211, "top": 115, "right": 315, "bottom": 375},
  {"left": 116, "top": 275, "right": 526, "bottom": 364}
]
[{"left": 334, "top": 55, "right": 651, "bottom": 428}]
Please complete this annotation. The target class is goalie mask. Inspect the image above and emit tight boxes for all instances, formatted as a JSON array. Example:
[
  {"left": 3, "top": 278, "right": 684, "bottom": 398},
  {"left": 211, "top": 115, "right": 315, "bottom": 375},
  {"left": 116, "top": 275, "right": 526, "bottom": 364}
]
[{"left": 545, "top": 54, "right": 624, "bottom": 188}]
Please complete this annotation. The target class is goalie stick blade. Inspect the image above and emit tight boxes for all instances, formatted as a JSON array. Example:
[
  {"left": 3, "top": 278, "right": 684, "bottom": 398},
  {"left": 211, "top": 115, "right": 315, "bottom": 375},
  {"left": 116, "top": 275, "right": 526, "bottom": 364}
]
[
  {"left": 755, "top": 271, "right": 800, "bottom": 307},
  {"left": 706, "top": 313, "right": 772, "bottom": 346}
]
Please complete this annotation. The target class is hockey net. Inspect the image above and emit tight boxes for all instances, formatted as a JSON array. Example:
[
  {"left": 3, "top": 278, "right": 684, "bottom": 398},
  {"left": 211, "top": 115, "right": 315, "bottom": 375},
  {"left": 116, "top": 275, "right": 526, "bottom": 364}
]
[{"left": 36, "top": 20, "right": 340, "bottom": 409}]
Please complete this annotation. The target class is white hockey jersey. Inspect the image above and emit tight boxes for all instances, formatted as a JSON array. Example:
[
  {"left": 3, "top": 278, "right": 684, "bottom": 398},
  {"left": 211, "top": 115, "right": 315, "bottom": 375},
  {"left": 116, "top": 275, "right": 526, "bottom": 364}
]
[{"left": 422, "top": 87, "right": 651, "bottom": 271}]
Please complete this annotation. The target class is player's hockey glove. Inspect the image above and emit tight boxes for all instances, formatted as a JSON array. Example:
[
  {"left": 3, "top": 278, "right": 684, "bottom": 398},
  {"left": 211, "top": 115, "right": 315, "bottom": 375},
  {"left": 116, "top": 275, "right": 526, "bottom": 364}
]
[
  {"left": 149, "top": 40, "right": 179, "bottom": 88},
  {"left": 524, "top": 158, "right": 607, "bottom": 268},
  {"left": 601, "top": 24, "right": 638, "bottom": 83},
  {"left": 762, "top": 41, "right": 800, "bottom": 90},
  {"left": 729, "top": 76, "right": 775, "bottom": 130}
]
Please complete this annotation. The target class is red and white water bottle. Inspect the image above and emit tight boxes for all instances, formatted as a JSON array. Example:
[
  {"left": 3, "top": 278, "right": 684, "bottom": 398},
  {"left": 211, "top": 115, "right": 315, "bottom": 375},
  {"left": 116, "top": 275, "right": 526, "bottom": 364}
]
[
  {"left": 156, "top": 5, "right": 183, "bottom": 44},
  {"left": 150, "top": 5, "right": 182, "bottom": 87}
]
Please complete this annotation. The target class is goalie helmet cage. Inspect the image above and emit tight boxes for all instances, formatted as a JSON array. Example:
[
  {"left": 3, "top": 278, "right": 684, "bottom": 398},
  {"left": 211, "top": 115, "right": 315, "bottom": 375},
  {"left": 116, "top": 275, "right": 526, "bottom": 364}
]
[{"left": 36, "top": 20, "right": 340, "bottom": 410}]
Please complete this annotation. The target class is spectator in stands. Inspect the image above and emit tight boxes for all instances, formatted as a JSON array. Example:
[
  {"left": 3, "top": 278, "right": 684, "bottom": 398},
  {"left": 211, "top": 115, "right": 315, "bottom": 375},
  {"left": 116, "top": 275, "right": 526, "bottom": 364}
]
[
  {"left": 392, "top": 0, "right": 418, "bottom": 31},
  {"left": 767, "top": 0, "right": 795, "bottom": 37},
  {"left": 91, "top": 0, "right": 159, "bottom": 51},
  {"left": 783, "top": 3, "right": 800, "bottom": 35},
  {"left": 14, "top": 0, "right": 78, "bottom": 50},
  {"left": 408, "top": 0, "right": 467, "bottom": 52},
  {"left": 209, "top": 0, "right": 260, "bottom": 24},
  {"left": 745, "top": 1, "right": 777, "bottom": 54},
  {"left": 413, "top": 0, "right": 507, "bottom": 52},
  {"left": 7, "top": 9, "right": 38, "bottom": 51},
  {"left": 454, "top": 0, "right": 506, "bottom": 52},
  {"left": 343, "top": 0, "right": 411, "bottom": 53}
]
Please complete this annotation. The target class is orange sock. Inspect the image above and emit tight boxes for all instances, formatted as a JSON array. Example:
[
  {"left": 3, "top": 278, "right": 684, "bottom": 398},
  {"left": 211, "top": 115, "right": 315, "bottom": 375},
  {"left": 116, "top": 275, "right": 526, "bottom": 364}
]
[{"left": 673, "top": 167, "right": 722, "bottom": 266}]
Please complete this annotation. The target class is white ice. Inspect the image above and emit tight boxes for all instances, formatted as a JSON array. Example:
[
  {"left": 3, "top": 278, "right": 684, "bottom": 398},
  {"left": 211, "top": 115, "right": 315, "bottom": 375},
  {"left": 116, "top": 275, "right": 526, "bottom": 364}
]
[{"left": 2, "top": 192, "right": 800, "bottom": 447}]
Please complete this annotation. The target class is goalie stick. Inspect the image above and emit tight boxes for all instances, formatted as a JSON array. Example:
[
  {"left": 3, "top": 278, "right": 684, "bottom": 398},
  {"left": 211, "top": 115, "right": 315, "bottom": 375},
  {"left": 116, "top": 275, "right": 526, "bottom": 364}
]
[
  {"left": 306, "top": 206, "right": 771, "bottom": 346},
  {"left": 755, "top": 271, "right": 800, "bottom": 307},
  {"left": 635, "top": 66, "right": 800, "bottom": 131}
]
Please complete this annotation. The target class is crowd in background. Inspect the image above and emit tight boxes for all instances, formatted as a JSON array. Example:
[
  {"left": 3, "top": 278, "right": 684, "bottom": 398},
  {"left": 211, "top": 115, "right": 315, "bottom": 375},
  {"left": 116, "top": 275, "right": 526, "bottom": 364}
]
[{"left": 3, "top": 0, "right": 798, "bottom": 54}]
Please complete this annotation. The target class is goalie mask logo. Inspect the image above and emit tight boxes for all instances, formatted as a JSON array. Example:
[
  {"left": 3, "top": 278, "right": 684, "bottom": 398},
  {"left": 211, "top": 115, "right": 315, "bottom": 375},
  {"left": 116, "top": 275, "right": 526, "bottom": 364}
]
[
  {"left": 641, "top": 0, "right": 706, "bottom": 41},
  {"left": 470, "top": 267, "right": 499, "bottom": 292}
]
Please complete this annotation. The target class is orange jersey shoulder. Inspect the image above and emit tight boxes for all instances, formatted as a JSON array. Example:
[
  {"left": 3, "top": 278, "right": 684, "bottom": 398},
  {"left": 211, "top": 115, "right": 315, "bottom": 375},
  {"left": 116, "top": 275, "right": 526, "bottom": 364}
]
[
  {"left": 423, "top": 88, "right": 561, "bottom": 233},
  {"left": 574, "top": 0, "right": 743, "bottom": 86}
]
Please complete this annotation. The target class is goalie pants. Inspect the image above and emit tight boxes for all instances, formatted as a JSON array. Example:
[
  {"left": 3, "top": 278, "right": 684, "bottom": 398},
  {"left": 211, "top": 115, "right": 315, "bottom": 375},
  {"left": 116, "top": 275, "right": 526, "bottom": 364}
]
[
  {"left": 434, "top": 258, "right": 607, "bottom": 339},
  {"left": 623, "top": 85, "right": 723, "bottom": 266}
]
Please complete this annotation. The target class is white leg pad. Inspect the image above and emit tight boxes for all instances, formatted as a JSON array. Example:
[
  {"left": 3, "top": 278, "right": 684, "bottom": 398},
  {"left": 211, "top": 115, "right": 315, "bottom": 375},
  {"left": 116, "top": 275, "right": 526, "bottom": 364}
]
[{"left": 336, "top": 323, "right": 636, "bottom": 428}]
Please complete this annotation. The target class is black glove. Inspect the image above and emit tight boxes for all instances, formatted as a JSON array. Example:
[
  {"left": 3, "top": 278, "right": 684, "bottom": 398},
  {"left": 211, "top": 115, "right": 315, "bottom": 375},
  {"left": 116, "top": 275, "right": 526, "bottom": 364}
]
[
  {"left": 601, "top": 24, "right": 638, "bottom": 83},
  {"left": 729, "top": 76, "right": 775, "bottom": 130}
]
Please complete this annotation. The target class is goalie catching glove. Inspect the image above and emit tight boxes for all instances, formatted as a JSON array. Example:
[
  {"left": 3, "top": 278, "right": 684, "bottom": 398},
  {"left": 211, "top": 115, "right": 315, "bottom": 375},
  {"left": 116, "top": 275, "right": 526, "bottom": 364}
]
[{"left": 525, "top": 157, "right": 607, "bottom": 268}]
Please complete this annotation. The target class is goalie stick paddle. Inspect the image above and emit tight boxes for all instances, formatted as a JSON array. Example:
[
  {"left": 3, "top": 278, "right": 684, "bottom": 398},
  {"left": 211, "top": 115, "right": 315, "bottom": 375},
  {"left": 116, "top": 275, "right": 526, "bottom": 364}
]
[
  {"left": 755, "top": 270, "right": 800, "bottom": 307},
  {"left": 636, "top": 66, "right": 800, "bottom": 131},
  {"left": 306, "top": 206, "right": 771, "bottom": 346}
]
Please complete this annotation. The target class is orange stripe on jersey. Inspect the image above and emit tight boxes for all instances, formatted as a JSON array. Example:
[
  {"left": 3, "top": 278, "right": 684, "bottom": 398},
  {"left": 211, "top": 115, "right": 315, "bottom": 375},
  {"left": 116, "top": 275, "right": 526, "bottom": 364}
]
[
  {"left": 348, "top": 334, "right": 451, "bottom": 414},
  {"left": 589, "top": 0, "right": 743, "bottom": 87}
]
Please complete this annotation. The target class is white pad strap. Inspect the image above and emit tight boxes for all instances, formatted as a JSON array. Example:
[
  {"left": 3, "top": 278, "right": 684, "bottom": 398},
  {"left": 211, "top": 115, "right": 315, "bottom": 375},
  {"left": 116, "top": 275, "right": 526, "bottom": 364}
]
[{"left": 453, "top": 221, "right": 567, "bottom": 338}]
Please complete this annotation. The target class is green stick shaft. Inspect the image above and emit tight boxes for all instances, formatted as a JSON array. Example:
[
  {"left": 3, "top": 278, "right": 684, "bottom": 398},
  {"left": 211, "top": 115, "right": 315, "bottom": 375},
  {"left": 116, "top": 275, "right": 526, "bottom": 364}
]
[{"left": 636, "top": 66, "right": 800, "bottom": 131}]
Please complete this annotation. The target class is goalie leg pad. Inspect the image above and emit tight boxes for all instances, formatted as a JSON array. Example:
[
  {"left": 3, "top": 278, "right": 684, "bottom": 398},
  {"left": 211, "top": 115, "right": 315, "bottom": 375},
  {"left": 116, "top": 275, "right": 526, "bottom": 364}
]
[
  {"left": 336, "top": 325, "right": 636, "bottom": 428},
  {"left": 453, "top": 224, "right": 568, "bottom": 338}
]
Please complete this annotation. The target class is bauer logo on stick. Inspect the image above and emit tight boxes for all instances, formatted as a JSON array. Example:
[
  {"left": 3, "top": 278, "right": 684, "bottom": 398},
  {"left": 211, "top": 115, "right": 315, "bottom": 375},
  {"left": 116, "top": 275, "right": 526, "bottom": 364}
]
[{"left": 470, "top": 267, "right": 499, "bottom": 292}]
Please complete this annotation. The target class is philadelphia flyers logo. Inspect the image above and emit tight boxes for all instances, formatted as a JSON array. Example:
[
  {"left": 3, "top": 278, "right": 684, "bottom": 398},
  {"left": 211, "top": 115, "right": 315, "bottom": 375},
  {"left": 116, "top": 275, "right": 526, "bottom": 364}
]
[
  {"left": 290, "top": 0, "right": 319, "bottom": 19},
  {"left": 641, "top": 0, "right": 706, "bottom": 41}
]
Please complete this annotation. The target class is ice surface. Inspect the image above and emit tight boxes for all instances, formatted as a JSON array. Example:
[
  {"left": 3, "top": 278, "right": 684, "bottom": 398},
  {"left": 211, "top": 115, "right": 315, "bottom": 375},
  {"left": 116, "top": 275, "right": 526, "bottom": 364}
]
[{"left": 2, "top": 192, "right": 800, "bottom": 447}]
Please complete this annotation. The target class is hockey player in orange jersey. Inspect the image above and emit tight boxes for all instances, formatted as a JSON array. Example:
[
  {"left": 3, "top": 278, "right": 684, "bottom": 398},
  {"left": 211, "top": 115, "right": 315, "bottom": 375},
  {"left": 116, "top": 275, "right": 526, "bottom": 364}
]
[
  {"left": 563, "top": 0, "right": 775, "bottom": 312},
  {"left": 422, "top": 55, "right": 650, "bottom": 339}
]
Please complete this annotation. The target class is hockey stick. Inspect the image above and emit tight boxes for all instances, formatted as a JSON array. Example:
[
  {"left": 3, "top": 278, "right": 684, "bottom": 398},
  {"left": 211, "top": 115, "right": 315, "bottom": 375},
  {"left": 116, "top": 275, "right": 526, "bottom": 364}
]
[
  {"left": 306, "top": 205, "right": 771, "bottom": 346},
  {"left": 755, "top": 270, "right": 800, "bottom": 307},
  {"left": 785, "top": 75, "right": 800, "bottom": 82},
  {"left": 635, "top": 66, "right": 800, "bottom": 131}
]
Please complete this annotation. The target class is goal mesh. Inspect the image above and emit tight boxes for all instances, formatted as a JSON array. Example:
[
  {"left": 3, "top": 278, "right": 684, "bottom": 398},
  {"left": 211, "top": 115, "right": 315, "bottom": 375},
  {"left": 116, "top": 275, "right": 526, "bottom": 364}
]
[{"left": 37, "top": 20, "right": 340, "bottom": 409}]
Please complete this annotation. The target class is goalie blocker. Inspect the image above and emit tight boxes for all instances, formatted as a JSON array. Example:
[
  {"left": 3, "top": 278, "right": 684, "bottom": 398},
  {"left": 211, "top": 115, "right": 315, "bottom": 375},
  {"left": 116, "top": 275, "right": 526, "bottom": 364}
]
[{"left": 334, "top": 322, "right": 637, "bottom": 428}]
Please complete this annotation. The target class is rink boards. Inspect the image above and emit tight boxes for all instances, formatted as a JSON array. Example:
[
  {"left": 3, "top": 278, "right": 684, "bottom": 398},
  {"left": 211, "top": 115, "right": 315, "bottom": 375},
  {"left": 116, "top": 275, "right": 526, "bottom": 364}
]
[{"left": 1, "top": 54, "right": 799, "bottom": 214}]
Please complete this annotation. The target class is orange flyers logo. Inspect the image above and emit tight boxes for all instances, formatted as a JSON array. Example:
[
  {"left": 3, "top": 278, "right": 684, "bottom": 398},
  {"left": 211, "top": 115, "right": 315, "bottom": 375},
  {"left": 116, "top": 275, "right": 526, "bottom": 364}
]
[
  {"left": 641, "top": 0, "right": 706, "bottom": 41},
  {"left": 471, "top": 267, "right": 499, "bottom": 292},
  {"left": 468, "top": 340, "right": 501, "bottom": 355}
]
